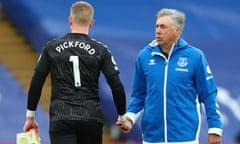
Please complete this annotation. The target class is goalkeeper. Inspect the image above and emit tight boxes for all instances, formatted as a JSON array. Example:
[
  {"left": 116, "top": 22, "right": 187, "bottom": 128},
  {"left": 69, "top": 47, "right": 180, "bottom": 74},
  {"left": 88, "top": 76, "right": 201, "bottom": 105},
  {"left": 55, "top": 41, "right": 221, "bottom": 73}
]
[{"left": 23, "top": 1, "right": 126, "bottom": 144}]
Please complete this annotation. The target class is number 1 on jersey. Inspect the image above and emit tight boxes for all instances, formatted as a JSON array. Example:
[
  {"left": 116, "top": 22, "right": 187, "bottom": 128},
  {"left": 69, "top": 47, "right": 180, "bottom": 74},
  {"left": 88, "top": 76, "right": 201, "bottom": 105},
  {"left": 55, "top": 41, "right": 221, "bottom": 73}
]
[{"left": 69, "top": 56, "right": 81, "bottom": 87}]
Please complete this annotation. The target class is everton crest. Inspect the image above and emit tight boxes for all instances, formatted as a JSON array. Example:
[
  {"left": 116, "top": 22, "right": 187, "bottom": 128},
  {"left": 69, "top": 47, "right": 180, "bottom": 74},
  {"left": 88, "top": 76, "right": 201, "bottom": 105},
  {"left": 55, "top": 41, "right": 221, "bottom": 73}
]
[{"left": 177, "top": 57, "right": 188, "bottom": 67}]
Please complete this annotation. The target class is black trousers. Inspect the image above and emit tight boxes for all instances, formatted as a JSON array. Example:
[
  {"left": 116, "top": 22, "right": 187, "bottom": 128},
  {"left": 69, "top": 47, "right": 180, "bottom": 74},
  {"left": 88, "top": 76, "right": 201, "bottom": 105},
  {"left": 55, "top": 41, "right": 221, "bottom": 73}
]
[{"left": 49, "top": 120, "right": 103, "bottom": 144}]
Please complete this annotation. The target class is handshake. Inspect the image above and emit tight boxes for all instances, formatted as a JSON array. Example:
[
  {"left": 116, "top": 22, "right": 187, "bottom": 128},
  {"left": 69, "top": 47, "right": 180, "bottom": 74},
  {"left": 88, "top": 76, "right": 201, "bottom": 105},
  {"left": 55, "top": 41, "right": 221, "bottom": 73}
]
[{"left": 116, "top": 114, "right": 134, "bottom": 133}]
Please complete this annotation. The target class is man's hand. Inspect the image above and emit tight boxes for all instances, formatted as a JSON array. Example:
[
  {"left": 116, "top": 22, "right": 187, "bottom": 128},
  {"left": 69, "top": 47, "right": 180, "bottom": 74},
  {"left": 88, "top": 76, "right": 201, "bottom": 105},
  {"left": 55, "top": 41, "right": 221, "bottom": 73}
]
[
  {"left": 116, "top": 116, "right": 133, "bottom": 133},
  {"left": 23, "top": 117, "right": 39, "bottom": 132},
  {"left": 208, "top": 134, "right": 221, "bottom": 144}
]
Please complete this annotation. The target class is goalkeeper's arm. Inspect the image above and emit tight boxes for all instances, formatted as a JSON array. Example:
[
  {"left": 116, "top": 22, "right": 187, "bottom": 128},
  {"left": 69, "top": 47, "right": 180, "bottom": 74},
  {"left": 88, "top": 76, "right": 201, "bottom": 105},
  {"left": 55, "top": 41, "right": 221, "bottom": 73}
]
[
  {"left": 106, "top": 74, "right": 126, "bottom": 116},
  {"left": 26, "top": 70, "right": 48, "bottom": 116}
]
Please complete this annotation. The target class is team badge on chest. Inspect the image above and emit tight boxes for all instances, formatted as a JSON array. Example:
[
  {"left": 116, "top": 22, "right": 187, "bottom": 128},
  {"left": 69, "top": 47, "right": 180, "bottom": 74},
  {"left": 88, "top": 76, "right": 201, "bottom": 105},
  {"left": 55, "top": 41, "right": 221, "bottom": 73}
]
[{"left": 177, "top": 57, "right": 188, "bottom": 67}]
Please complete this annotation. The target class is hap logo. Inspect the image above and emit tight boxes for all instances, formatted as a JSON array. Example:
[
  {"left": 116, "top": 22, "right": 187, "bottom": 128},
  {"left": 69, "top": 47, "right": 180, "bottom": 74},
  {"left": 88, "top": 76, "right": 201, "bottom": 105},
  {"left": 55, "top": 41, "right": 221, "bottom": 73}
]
[{"left": 149, "top": 59, "right": 156, "bottom": 65}]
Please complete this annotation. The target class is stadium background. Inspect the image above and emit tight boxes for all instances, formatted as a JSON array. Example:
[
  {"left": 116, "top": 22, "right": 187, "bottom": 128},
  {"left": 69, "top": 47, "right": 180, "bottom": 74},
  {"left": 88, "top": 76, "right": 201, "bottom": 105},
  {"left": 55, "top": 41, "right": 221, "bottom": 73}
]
[{"left": 0, "top": 0, "right": 240, "bottom": 143}]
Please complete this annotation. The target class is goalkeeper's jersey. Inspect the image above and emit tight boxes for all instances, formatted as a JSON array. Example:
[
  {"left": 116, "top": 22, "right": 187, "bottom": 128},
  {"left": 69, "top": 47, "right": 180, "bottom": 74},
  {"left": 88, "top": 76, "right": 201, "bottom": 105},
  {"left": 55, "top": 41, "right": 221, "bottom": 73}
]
[{"left": 35, "top": 33, "right": 120, "bottom": 123}]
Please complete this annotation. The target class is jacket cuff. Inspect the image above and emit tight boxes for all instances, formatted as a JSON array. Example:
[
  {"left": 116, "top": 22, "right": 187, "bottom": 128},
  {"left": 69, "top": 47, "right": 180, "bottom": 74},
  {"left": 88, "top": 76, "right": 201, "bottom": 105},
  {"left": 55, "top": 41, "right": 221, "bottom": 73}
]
[
  {"left": 125, "top": 110, "right": 143, "bottom": 125},
  {"left": 208, "top": 128, "right": 223, "bottom": 136},
  {"left": 125, "top": 112, "right": 137, "bottom": 124}
]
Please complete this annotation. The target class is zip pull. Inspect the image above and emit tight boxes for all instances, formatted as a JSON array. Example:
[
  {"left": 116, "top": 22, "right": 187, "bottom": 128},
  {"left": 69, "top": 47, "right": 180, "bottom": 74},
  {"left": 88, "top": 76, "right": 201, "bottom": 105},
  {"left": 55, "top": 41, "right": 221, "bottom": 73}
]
[{"left": 165, "top": 59, "right": 168, "bottom": 65}]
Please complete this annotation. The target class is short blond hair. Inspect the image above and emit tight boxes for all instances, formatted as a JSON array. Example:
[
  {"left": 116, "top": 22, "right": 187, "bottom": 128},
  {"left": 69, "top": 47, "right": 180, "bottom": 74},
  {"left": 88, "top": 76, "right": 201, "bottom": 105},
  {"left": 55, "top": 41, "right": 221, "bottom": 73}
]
[{"left": 70, "top": 1, "right": 94, "bottom": 26}]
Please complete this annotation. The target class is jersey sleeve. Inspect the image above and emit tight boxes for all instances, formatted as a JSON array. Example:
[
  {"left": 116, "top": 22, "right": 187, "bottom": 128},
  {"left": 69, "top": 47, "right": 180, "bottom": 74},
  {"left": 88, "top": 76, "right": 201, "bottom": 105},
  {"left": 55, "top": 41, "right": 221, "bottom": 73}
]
[
  {"left": 100, "top": 47, "right": 126, "bottom": 115},
  {"left": 35, "top": 46, "right": 50, "bottom": 74},
  {"left": 27, "top": 46, "right": 50, "bottom": 111},
  {"left": 101, "top": 48, "right": 120, "bottom": 77},
  {"left": 106, "top": 74, "right": 126, "bottom": 115},
  {"left": 27, "top": 70, "right": 48, "bottom": 110}
]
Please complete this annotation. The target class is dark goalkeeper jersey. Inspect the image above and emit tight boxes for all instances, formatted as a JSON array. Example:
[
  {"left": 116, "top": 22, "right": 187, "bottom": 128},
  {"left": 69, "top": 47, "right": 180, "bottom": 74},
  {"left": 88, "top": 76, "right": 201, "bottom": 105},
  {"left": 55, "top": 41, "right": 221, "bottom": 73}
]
[{"left": 35, "top": 33, "right": 121, "bottom": 123}]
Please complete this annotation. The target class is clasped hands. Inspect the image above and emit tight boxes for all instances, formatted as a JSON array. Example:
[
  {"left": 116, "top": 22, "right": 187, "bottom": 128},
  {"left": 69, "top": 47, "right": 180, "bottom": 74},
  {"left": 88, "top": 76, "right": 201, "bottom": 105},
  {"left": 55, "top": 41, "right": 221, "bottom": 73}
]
[{"left": 116, "top": 115, "right": 133, "bottom": 133}]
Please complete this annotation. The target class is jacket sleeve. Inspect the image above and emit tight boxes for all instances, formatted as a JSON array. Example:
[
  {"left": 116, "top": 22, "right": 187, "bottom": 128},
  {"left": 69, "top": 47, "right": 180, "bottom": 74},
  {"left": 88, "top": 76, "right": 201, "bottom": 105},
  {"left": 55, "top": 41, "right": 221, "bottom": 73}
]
[{"left": 195, "top": 52, "right": 223, "bottom": 136}]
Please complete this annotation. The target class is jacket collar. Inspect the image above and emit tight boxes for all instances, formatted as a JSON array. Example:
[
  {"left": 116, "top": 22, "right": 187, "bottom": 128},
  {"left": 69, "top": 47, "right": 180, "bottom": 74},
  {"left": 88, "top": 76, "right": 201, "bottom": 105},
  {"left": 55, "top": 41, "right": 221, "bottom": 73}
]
[{"left": 149, "top": 38, "right": 188, "bottom": 54}]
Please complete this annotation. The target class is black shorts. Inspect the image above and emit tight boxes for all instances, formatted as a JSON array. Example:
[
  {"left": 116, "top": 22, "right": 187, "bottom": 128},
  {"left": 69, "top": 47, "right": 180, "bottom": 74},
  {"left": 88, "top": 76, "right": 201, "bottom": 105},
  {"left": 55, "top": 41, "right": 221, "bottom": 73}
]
[{"left": 49, "top": 120, "right": 103, "bottom": 144}]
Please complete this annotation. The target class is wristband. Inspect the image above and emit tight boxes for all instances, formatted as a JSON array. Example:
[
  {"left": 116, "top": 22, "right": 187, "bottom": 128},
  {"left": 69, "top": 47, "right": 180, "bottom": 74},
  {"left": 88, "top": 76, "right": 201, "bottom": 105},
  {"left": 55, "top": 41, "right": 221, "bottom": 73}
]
[
  {"left": 118, "top": 115, "right": 126, "bottom": 122},
  {"left": 26, "top": 110, "right": 35, "bottom": 118}
]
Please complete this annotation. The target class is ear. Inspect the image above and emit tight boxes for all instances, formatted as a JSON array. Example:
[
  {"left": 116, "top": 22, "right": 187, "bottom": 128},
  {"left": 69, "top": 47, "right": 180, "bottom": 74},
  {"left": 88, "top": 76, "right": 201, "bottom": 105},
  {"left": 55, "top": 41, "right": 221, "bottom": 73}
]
[
  {"left": 175, "top": 27, "right": 182, "bottom": 36},
  {"left": 68, "top": 16, "right": 73, "bottom": 26},
  {"left": 89, "top": 19, "right": 94, "bottom": 28}
]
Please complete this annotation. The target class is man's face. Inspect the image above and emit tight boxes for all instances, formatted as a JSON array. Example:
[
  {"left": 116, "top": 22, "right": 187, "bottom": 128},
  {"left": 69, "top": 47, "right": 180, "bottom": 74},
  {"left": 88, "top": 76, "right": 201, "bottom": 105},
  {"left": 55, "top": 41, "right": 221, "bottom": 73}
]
[{"left": 155, "top": 16, "right": 180, "bottom": 47}]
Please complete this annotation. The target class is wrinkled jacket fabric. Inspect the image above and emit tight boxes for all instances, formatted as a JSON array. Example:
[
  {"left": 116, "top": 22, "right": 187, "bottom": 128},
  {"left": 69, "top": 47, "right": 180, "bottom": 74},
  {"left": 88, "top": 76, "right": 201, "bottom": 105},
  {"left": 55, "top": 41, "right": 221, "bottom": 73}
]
[{"left": 127, "top": 38, "right": 222, "bottom": 144}]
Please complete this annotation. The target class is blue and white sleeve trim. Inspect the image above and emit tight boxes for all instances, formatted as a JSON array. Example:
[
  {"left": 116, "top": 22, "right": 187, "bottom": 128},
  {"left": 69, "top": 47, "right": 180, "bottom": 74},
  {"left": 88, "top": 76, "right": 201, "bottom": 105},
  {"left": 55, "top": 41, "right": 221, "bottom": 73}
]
[{"left": 208, "top": 128, "right": 223, "bottom": 136}]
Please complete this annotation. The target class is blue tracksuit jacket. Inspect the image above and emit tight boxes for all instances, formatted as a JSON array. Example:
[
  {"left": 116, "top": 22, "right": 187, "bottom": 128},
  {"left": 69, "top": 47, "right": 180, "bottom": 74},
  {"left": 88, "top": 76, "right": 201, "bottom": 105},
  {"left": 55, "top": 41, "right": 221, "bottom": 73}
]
[{"left": 127, "top": 38, "right": 223, "bottom": 143}]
